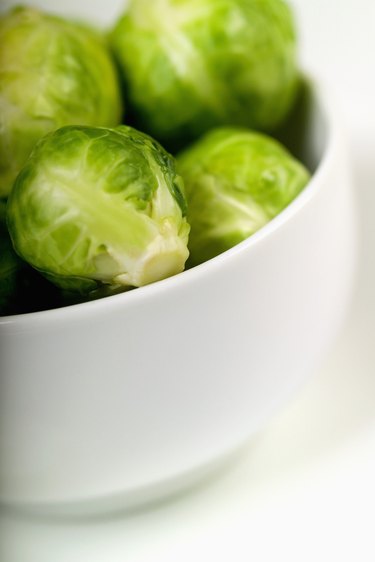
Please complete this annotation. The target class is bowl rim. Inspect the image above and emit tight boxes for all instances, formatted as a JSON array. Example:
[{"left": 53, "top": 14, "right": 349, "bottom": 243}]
[{"left": 0, "top": 73, "right": 346, "bottom": 328}]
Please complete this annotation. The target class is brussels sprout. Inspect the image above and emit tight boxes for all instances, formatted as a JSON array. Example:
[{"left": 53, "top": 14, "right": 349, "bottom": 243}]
[
  {"left": 110, "top": 0, "right": 299, "bottom": 151},
  {"left": 1, "top": 200, "right": 66, "bottom": 315},
  {"left": 177, "top": 127, "right": 310, "bottom": 266},
  {"left": 0, "top": 200, "right": 22, "bottom": 313},
  {"left": 0, "top": 6, "right": 123, "bottom": 197},
  {"left": 7, "top": 125, "right": 190, "bottom": 294}
]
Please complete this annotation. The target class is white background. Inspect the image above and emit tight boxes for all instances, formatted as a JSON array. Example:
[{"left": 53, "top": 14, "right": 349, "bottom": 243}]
[{"left": 1, "top": 1, "right": 375, "bottom": 560}]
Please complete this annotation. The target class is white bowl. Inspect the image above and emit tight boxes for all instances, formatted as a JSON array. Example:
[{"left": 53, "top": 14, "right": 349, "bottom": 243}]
[
  {"left": 0, "top": 77, "right": 357, "bottom": 515},
  {"left": 0, "top": 3, "right": 358, "bottom": 516}
]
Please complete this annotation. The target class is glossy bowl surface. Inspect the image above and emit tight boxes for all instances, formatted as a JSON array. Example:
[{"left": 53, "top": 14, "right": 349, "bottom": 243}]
[{"left": 0, "top": 1, "right": 357, "bottom": 515}]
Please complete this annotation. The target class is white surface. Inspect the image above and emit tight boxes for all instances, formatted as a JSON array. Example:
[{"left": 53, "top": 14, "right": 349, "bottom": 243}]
[{"left": 1, "top": 0, "right": 375, "bottom": 559}]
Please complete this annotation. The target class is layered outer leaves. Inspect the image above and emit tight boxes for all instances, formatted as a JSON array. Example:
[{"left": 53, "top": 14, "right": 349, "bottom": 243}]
[
  {"left": 110, "top": 0, "right": 299, "bottom": 150},
  {"left": 0, "top": 6, "right": 123, "bottom": 197},
  {"left": 177, "top": 127, "right": 310, "bottom": 266},
  {"left": 7, "top": 125, "right": 190, "bottom": 293}
]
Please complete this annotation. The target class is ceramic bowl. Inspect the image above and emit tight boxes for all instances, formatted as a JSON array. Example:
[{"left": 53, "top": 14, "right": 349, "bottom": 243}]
[{"left": 0, "top": 1, "right": 357, "bottom": 516}]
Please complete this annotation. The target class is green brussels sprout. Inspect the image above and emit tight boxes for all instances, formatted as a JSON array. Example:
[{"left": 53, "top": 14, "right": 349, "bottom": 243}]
[
  {"left": 177, "top": 127, "right": 310, "bottom": 267},
  {"left": 110, "top": 0, "right": 299, "bottom": 151},
  {"left": 1, "top": 200, "right": 65, "bottom": 315},
  {"left": 0, "top": 200, "right": 22, "bottom": 313},
  {"left": 7, "top": 125, "right": 190, "bottom": 294},
  {"left": 0, "top": 6, "right": 123, "bottom": 198}
]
